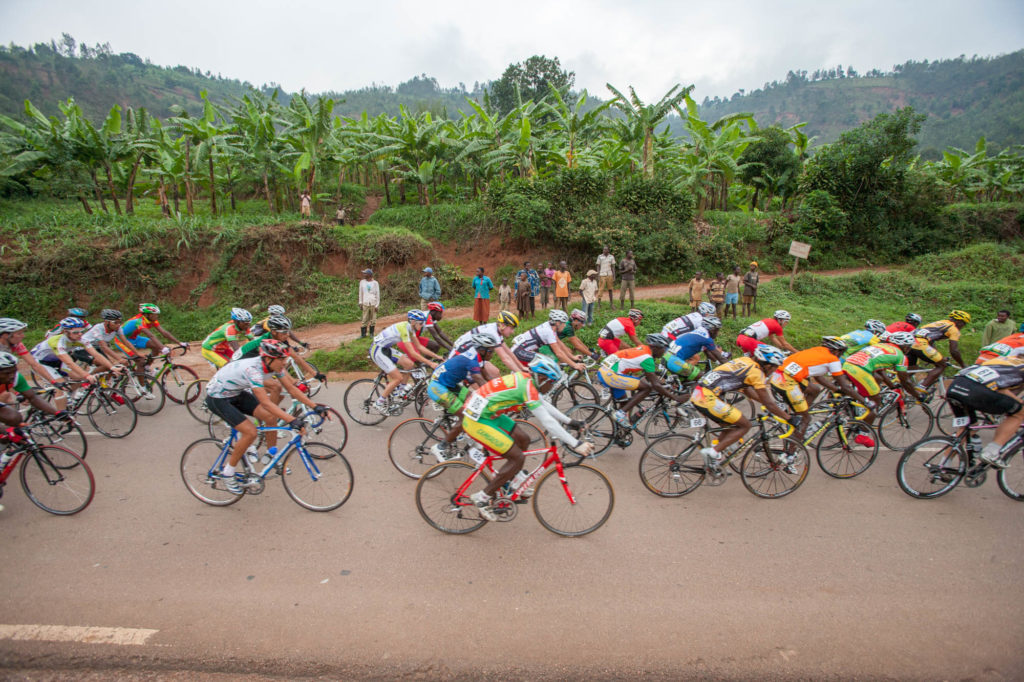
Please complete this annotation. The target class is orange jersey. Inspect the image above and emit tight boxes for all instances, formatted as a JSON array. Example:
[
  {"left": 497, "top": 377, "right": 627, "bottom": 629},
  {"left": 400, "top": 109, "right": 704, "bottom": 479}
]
[{"left": 779, "top": 347, "right": 843, "bottom": 383}]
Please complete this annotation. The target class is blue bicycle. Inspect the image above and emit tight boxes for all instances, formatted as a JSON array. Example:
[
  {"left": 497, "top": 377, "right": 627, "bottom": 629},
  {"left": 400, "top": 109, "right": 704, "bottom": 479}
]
[{"left": 180, "top": 412, "right": 354, "bottom": 512}]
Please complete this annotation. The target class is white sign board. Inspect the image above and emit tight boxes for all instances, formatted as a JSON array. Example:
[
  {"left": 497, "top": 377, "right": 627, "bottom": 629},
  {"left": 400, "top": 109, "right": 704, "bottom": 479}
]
[{"left": 789, "top": 241, "right": 811, "bottom": 259}]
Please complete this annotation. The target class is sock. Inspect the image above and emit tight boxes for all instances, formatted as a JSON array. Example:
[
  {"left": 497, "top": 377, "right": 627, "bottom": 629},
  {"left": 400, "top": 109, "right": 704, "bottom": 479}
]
[
  {"left": 222, "top": 464, "right": 236, "bottom": 477},
  {"left": 981, "top": 442, "right": 1001, "bottom": 458}
]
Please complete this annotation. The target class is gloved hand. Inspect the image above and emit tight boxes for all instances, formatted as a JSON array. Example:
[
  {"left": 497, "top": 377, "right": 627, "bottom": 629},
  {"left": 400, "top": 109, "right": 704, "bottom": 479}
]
[
  {"left": 575, "top": 441, "right": 596, "bottom": 457},
  {"left": 301, "top": 341, "right": 310, "bottom": 349},
  {"left": 180, "top": 342, "right": 190, "bottom": 350},
  {"left": 313, "top": 404, "right": 330, "bottom": 416},
  {"left": 288, "top": 418, "right": 305, "bottom": 430},
  {"left": 568, "top": 419, "right": 586, "bottom": 431},
  {"left": 314, "top": 372, "right": 327, "bottom": 383},
  {"left": 54, "top": 410, "right": 72, "bottom": 421}
]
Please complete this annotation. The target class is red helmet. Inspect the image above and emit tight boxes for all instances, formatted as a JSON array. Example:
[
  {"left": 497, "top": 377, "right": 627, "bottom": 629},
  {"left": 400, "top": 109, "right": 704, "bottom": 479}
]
[
  {"left": 259, "top": 339, "right": 291, "bottom": 359},
  {"left": 427, "top": 302, "right": 445, "bottom": 312}
]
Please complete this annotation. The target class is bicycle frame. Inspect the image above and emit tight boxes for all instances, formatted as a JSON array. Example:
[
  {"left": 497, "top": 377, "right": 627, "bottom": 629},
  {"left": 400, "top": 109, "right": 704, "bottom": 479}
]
[
  {"left": 453, "top": 444, "right": 575, "bottom": 506},
  {"left": 210, "top": 411, "right": 327, "bottom": 483}
]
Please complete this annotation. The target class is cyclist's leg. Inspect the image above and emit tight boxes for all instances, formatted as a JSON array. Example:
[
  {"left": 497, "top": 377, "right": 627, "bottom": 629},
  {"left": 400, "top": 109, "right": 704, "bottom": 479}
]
[
  {"left": 844, "top": 366, "right": 880, "bottom": 425},
  {"left": 769, "top": 374, "right": 809, "bottom": 437},
  {"left": 200, "top": 347, "right": 228, "bottom": 370},
  {"left": 691, "top": 389, "right": 750, "bottom": 454},
  {"left": 463, "top": 414, "right": 523, "bottom": 495},
  {"left": 207, "top": 395, "right": 259, "bottom": 470}
]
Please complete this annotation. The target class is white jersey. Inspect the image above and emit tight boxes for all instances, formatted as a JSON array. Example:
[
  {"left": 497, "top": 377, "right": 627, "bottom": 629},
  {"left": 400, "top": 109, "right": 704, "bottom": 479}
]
[
  {"left": 663, "top": 313, "right": 706, "bottom": 339},
  {"left": 207, "top": 356, "right": 282, "bottom": 399},
  {"left": 81, "top": 323, "right": 119, "bottom": 347},
  {"left": 510, "top": 322, "right": 559, "bottom": 361},
  {"left": 450, "top": 323, "right": 502, "bottom": 358}
]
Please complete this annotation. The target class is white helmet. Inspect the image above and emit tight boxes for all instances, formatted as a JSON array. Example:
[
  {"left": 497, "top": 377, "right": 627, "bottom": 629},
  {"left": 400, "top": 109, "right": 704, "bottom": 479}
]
[
  {"left": 0, "top": 350, "right": 18, "bottom": 369},
  {"left": 698, "top": 302, "right": 716, "bottom": 317},
  {"left": 0, "top": 318, "right": 28, "bottom": 334},
  {"left": 268, "top": 305, "right": 286, "bottom": 316},
  {"left": 773, "top": 310, "right": 791, "bottom": 322},
  {"left": 230, "top": 308, "right": 252, "bottom": 323},
  {"left": 548, "top": 309, "right": 569, "bottom": 324}
]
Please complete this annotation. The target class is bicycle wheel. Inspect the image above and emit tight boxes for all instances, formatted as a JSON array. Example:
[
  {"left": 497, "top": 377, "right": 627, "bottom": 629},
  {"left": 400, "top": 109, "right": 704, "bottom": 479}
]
[
  {"left": 162, "top": 363, "right": 199, "bottom": 404},
  {"left": 532, "top": 463, "right": 614, "bottom": 537},
  {"left": 343, "top": 377, "right": 387, "bottom": 426},
  {"left": 25, "top": 413, "right": 88, "bottom": 458},
  {"left": 815, "top": 421, "right": 879, "bottom": 479},
  {"left": 281, "top": 442, "right": 353, "bottom": 512},
  {"left": 638, "top": 434, "right": 704, "bottom": 497},
  {"left": 564, "top": 404, "right": 616, "bottom": 457},
  {"left": 550, "top": 381, "right": 601, "bottom": 414},
  {"left": 415, "top": 460, "right": 490, "bottom": 534},
  {"left": 996, "top": 450, "right": 1024, "bottom": 501},
  {"left": 180, "top": 438, "right": 242, "bottom": 506},
  {"left": 85, "top": 388, "right": 138, "bottom": 438},
  {"left": 896, "top": 437, "right": 966, "bottom": 499},
  {"left": 640, "top": 403, "right": 708, "bottom": 446},
  {"left": 877, "top": 400, "right": 934, "bottom": 452},
  {"left": 513, "top": 420, "right": 548, "bottom": 450},
  {"left": 303, "top": 407, "right": 349, "bottom": 453},
  {"left": 19, "top": 445, "right": 95, "bottom": 515},
  {"left": 184, "top": 380, "right": 210, "bottom": 423},
  {"left": 740, "top": 441, "right": 810, "bottom": 499},
  {"left": 388, "top": 418, "right": 448, "bottom": 479},
  {"left": 118, "top": 372, "right": 166, "bottom": 416}
]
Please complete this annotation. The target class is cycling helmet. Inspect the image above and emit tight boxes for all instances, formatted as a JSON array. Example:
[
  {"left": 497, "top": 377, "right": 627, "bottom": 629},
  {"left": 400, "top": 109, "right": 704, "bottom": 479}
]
[
  {"left": 569, "top": 309, "right": 587, "bottom": 322},
  {"left": 887, "top": 331, "right": 915, "bottom": 347},
  {"left": 701, "top": 316, "right": 722, "bottom": 331},
  {"left": 407, "top": 309, "right": 429, "bottom": 323},
  {"left": 948, "top": 310, "right": 971, "bottom": 324},
  {"left": 905, "top": 313, "right": 922, "bottom": 326},
  {"left": 0, "top": 318, "right": 28, "bottom": 334},
  {"left": 645, "top": 333, "right": 671, "bottom": 349},
  {"left": 268, "top": 305, "right": 286, "bottom": 316},
  {"left": 0, "top": 351, "right": 18, "bottom": 370},
  {"left": 698, "top": 302, "right": 716, "bottom": 317},
  {"left": 864, "top": 319, "right": 886, "bottom": 336},
  {"left": 259, "top": 339, "right": 291, "bottom": 359},
  {"left": 548, "top": 309, "right": 569, "bottom": 324},
  {"left": 427, "top": 302, "right": 445, "bottom": 312},
  {"left": 820, "top": 336, "right": 848, "bottom": 354},
  {"left": 470, "top": 332, "right": 500, "bottom": 349},
  {"left": 100, "top": 309, "right": 123, "bottom": 321},
  {"left": 68, "top": 308, "right": 89, "bottom": 318},
  {"left": 497, "top": 311, "right": 520, "bottom": 328},
  {"left": 266, "top": 314, "right": 292, "bottom": 331},
  {"left": 59, "top": 316, "right": 88, "bottom": 331},
  {"left": 753, "top": 344, "right": 786, "bottom": 366},
  {"left": 138, "top": 303, "right": 161, "bottom": 315},
  {"left": 230, "top": 307, "right": 252, "bottom": 323},
  {"left": 773, "top": 310, "right": 791, "bottom": 322},
  {"left": 528, "top": 354, "right": 563, "bottom": 383},
  {"left": 628, "top": 308, "right": 644, "bottom": 322}
]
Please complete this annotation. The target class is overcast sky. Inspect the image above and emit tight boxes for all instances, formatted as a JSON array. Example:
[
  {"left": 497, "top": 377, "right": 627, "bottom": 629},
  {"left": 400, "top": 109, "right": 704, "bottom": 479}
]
[{"left": 2, "top": 0, "right": 1022, "bottom": 102}]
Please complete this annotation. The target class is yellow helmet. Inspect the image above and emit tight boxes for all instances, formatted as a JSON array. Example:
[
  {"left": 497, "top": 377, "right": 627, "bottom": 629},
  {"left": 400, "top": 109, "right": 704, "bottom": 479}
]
[
  {"left": 497, "top": 311, "right": 520, "bottom": 328},
  {"left": 948, "top": 310, "right": 971, "bottom": 324}
]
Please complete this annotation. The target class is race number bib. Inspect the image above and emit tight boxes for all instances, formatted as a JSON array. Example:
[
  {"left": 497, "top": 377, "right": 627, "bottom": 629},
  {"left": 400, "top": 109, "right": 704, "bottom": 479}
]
[
  {"left": 699, "top": 370, "right": 721, "bottom": 387},
  {"left": 966, "top": 366, "right": 999, "bottom": 386},
  {"left": 951, "top": 416, "right": 971, "bottom": 428},
  {"left": 689, "top": 417, "right": 706, "bottom": 428},
  {"left": 739, "top": 326, "right": 755, "bottom": 337},
  {"left": 987, "top": 343, "right": 1012, "bottom": 357},
  {"left": 462, "top": 393, "right": 489, "bottom": 421},
  {"left": 784, "top": 361, "right": 802, "bottom": 376}
]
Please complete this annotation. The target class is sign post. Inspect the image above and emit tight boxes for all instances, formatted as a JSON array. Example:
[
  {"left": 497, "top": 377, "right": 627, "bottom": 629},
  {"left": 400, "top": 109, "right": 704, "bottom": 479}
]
[{"left": 788, "top": 241, "right": 811, "bottom": 290}]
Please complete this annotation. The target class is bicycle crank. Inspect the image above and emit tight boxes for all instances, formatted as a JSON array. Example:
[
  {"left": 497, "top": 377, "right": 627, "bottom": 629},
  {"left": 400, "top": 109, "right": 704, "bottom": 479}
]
[
  {"left": 490, "top": 498, "right": 518, "bottom": 522},
  {"left": 704, "top": 467, "right": 729, "bottom": 486},
  {"left": 242, "top": 476, "right": 266, "bottom": 495}
]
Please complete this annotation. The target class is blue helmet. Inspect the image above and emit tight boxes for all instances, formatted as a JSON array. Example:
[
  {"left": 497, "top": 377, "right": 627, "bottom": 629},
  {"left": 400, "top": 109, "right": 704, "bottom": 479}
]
[
  {"left": 753, "top": 344, "right": 786, "bottom": 366},
  {"left": 59, "top": 316, "right": 88, "bottom": 331},
  {"left": 67, "top": 307, "right": 89, "bottom": 318},
  {"left": 230, "top": 307, "right": 252, "bottom": 323},
  {"left": 407, "top": 309, "right": 429, "bottom": 323},
  {"left": 528, "top": 354, "right": 563, "bottom": 383}
]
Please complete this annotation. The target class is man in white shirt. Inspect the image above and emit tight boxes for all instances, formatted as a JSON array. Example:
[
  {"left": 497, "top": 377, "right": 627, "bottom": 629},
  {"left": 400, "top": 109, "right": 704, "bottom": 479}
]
[
  {"left": 358, "top": 269, "right": 380, "bottom": 338},
  {"left": 596, "top": 246, "right": 616, "bottom": 310}
]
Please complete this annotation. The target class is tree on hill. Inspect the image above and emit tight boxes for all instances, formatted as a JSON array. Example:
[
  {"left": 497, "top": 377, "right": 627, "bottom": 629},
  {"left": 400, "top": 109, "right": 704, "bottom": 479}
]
[
  {"left": 490, "top": 56, "right": 575, "bottom": 116},
  {"left": 738, "top": 125, "right": 801, "bottom": 209}
]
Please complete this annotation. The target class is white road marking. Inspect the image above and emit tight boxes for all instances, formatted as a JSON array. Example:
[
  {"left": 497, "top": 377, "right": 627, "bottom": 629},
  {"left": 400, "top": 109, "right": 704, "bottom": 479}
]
[{"left": 0, "top": 624, "right": 158, "bottom": 646}]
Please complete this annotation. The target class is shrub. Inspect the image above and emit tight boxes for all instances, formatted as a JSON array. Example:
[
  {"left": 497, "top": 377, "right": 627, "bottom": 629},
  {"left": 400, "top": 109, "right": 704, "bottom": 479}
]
[
  {"left": 366, "top": 202, "right": 490, "bottom": 241},
  {"left": 334, "top": 225, "right": 431, "bottom": 267}
]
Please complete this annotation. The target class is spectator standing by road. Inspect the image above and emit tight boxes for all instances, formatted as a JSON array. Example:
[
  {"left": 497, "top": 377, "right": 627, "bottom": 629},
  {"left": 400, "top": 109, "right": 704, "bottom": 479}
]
[
  {"left": 553, "top": 261, "right": 572, "bottom": 312},
  {"left": 335, "top": 206, "right": 346, "bottom": 226},
  {"left": 709, "top": 272, "right": 727, "bottom": 318},
  {"left": 580, "top": 269, "right": 599, "bottom": 325},
  {"left": 540, "top": 262, "right": 554, "bottom": 310},
  {"left": 358, "top": 268, "right": 379, "bottom": 338},
  {"left": 742, "top": 262, "right": 760, "bottom": 317},
  {"left": 419, "top": 267, "right": 441, "bottom": 310},
  {"left": 515, "top": 272, "right": 531, "bottom": 320},
  {"left": 299, "top": 192, "right": 311, "bottom": 218},
  {"left": 515, "top": 261, "right": 541, "bottom": 319},
  {"left": 596, "top": 246, "right": 617, "bottom": 310},
  {"left": 981, "top": 309, "right": 1018, "bottom": 346},
  {"left": 471, "top": 267, "right": 494, "bottom": 323},
  {"left": 725, "top": 266, "right": 742, "bottom": 319},
  {"left": 687, "top": 271, "right": 707, "bottom": 312},
  {"left": 498, "top": 278, "right": 513, "bottom": 314},
  {"left": 618, "top": 250, "right": 637, "bottom": 310}
]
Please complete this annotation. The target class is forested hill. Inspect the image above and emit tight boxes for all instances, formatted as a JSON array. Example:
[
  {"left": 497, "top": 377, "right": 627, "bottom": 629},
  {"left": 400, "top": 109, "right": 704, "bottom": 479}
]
[
  {"left": 2, "top": 36, "right": 1022, "bottom": 156},
  {"left": 694, "top": 52, "right": 1024, "bottom": 157}
]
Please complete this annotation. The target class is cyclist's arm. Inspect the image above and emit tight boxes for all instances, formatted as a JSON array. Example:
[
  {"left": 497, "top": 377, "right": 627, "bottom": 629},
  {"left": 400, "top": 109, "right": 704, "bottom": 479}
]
[
  {"left": 875, "top": 368, "right": 899, "bottom": 391},
  {"left": 551, "top": 340, "right": 585, "bottom": 371},
  {"left": 20, "top": 388, "right": 60, "bottom": 416},
  {"left": 54, "top": 351, "right": 93, "bottom": 382},
  {"left": 531, "top": 401, "right": 580, "bottom": 448},
  {"left": 407, "top": 336, "right": 440, "bottom": 367},
  {"left": 428, "top": 325, "right": 453, "bottom": 352},
  {"left": 494, "top": 345, "right": 528, "bottom": 374},
  {"left": 751, "top": 386, "right": 791, "bottom": 423},
  {"left": 567, "top": 336, "right": 593, "bottom": 356},
  {"left": 20, "top": 352, "right": 60, "bottom": 385},
  {"left": 82, "top": 344, "right": 118, "bottom": 372},
  {"left": 770, "top": 334, "right": 798, "bottom": 353},
  {"left": 288, "top": 331, "right": 307, "bottom": 348},
  {"left": 948, "top": 340, "right": 965, "bottom": 368},
  {"left": 278, "top": 371, "right": 318, "bottom": 410},
  {"left": 291, "top": 354, "right": 317, "bottom": 377},
  {"left": 816, "top": 374, "right": 869, "bottom": 408},
  {"left": 641, "top": 371, "right": 685, "bottom": 402},
  {"left": 627, "top": 332, "right": 642, "bottom": 348},
  {"left": 154, "top": 325, "right": 185, "bottom": 347},
  {"left": 894, "top": 370, "right": 925, "bottom": 400},
  {"left": 705, "top": 346, "right": 727, "bottom": 363},
  {"left": 251, "top": 385, "right": 298, "bottom": 424}
]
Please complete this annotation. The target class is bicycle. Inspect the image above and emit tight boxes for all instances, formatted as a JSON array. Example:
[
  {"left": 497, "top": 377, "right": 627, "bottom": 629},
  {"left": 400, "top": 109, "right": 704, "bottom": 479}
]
[
  {"left": 903, "top": 367, "right": 958, "bottom": 436},
  {"left": 0, "top": 428, "right": 95, "bottom": 515},
  {"left": 180, "top": 412, "right": 354, "bottom": 512},
  {"left": 286, "top": 348, "right": 324, "bottom": 398},
  {"left": 637, "top": 412, "right": 808, "bottom": 499},
  {"left": 543, "top": 357, "right": 601, "bottom": 412},
  {"left": 874, "top": 385, "right": 934, "bottom": 451},
  {"left": 415, "top": 439, "right": 614, "bottom": 537},
  {"left": 41, "top": 374, "right": 138, "bottom": 439},
  {"left": 794, "top": 396, "right": 879, "bottom": 479},
  {"left": 896, "top": 416, "right": 1024, "bottom": 500},
  {"left": 135, "top": 346, "right": 200, "bottom": 406},
  {"left": 106, "top": 369, "right": 166, "bottom": 416},
  {"left": 18, "top": 393, "right": 88, "bottom": 457},
  {"left": 343, "top": 366, "right": 430, "bottom": 426}
]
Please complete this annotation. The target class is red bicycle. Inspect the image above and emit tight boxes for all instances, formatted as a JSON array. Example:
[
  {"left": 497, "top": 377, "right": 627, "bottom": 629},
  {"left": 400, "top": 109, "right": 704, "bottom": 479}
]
[
  {"left": 0, "top": 426, "right": 95, "bottom": 515},
  {"left": 415, "top": 439, "right": 614, "bottom": 537}
]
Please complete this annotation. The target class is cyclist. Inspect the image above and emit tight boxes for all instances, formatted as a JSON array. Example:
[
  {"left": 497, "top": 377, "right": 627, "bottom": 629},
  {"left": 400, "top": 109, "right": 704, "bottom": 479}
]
[
  {"left": 80, "top": 309, "right": 135, "bottom": 365},
  {"left": 231, "top": 314, "right": 324, "bottom": 405},
  {"left": 200, "top": 308, "right": 254, "bottom": 369},
  {"left": 31, "top": 317, "right": 121, "bottom": 385},
  {"left": 947, "top": 355, "right": 1024, "bottom": 468},
  {"left": 370, "top": 310, "right": 439, "bottom": 412},
  {"left": 44, "top": 307, "right": 90, "bottom": 338},
  {"left": 664, "top": 317, "right": 730, "bottom": 382},
  {"left": 598, "top": 333, "right": 683, "bottom": 427},
  {"left": 662, "top": 302, "right": 716, "bottom": 341},
  {"left": 974, "top": 324, "right": 1024, "bottom": 364},
  {"left": 0, "top": 318, "right": 58, "bottom": 387},
  {"left": 837, "top": 319, "right": 886, "bottom": 359},
  {"left": 887, "top": 313, "right": 922, "bottom": 334},
  {"left": 206, "top": 340, "right": 328, "bottom": 494},
  {"left": 736, "top": 310, "right": 798, "bottom": 356},
  {"left": 910, "top": 310, "right": 971, "bottom": 389},
  {"left": 510, "top": 310, "right": 586, "bottom": 374},
  {"left": 448, "top": 311, "right": 527, "bottom": 380},
  {"left": 687, "top": 344, "right": 793, "bottom": 467},
  {"left": 0, "top": 351, "right": 69, "bottom": 426},
  {"left": 463, "top": 355, "right": 595, "bottom": 520},
  {"left": 420, "top": 302, "right": 454, "bottom": 353},
  {"left": 768, "top": 336, "right": 872, "bottom": 441},
  {"left": 262, "top": 305, "right": 309, "bottom": 350},
  {"left": 427, "top": 333, "right": 500, "bottom": 462},
  {"left": 117, "top": 303, "right": 188, "bottom": 371},
  {"left": 537, "top": 309, "right": 599, "bottom": 362},
  {"left": 841, "top": 331, "right": 925, "bottom": 431},
  {"left": 596, "top": 308, "right": 644, "bottom": 356}
]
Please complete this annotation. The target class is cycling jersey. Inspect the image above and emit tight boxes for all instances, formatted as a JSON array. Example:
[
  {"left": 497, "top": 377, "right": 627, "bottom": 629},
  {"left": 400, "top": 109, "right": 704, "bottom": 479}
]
[
  {"left": 958, "top": 356, "right": 1024, "bottom": 391},
  {"left": 914, "top": 320, "right": 960, "bottom": 343},
  {"left": 843, "top": 343, "right": 908, "bottom": 373},
  {"left": 698, "top": 356, "right": 767, "bottom": 394},
  {"left": 121, "top": 314, "right": 160, "bottom": 340},
  {"left": 31, "top": 334, "right": 85, "bottom": 363},
  {"left": 739, "top": 318, "right": 784, "bottom": 341},
  {"left": 538, "top": 324, "right": 578, "bottom": 359},
  {"left": 777, "top": 347, "right": 843, "bottom": 383},
  {"left": 0, "top": 370, "right": 31, "bottom": 395},
  {"left": 886, "top": 321, "right": 916, "bottom": 334},
  {"left": 599, "top": 317, "right": 636, "bottom": 341},
  {"left": 600, "top": 345, "right": 657, "bottom": 376},
  {"left": 206, "top": 357, "right": 283, "bottom": 399},
  {"left": 838, "top": 330, "right": 879, "bottom": 358},
  {"left": 510, "top": 322, "right": 559, "bottom": 362},
  {"left": 976, "top": 333, "right": 1024, "bottom": 363},
  {"left": 463, "top": 372, "right": 542, "bottom": 422},
  {"left": 662, "top": 313, "right": 707, "bottom": 340},
  {"left": 235, "top": 332, "right": 272, "bottom": 360},
  {"left": 0, "top": 339, "right": 30, "bottom": 357},
  {"left": 81, "top": 323, "right": 121, "bottom": 347},
  {"left": 202, "top": 321, "right": 252, "bottom": 352},
  {"left": 430, "top": 350, "right": 482, "bottom": 390},
  {"left": 669, "top": 332, "right": 716, "bottom": 361},
  {"left": 373, "top": 321, "right": 416, "bottom": 348},
  {"left": 449, "top": 323, "right": 502, "bottom": 357}
]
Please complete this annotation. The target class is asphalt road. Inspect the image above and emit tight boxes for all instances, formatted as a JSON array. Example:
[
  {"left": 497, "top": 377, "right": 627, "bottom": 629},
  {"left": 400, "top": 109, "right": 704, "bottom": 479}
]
[{"left": 1, "top": 382, "right": 1022, "bottom": 680}]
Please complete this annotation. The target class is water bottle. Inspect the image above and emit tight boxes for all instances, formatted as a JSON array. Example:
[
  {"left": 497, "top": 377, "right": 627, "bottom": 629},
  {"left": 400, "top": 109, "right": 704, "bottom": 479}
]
[
  {"left": 0, "top": 452, "right": 13, "bottom": 468},
  {"left": 511, "top": 469, "right": 529, "bottom": 488},
  {"left": 260, "top": 446, "right": 278, "bottom": 468},
  {"left": 967, "top": 433, "right": 982, "bottom": 454},
  {"left": 467, "top": 446, "right": 486, "bottom": 465}
]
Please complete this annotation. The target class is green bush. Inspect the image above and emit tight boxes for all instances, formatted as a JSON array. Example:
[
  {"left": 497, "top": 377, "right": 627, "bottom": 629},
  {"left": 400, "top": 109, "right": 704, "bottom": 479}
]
[
  {"left": 367, "top": 202, "right": 490, "bottom": 241},
  {"left": 333, "top": 225, "right": 431, "bottom": 267},
  {"left": 612, "top": 175, "right": 694, "bottom": 223}
]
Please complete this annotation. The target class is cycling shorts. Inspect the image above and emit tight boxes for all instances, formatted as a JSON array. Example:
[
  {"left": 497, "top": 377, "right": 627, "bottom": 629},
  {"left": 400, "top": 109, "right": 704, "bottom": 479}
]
[
  {"left": 369, "top": 342, "right": 398, "bottom": 374},
  {"left": 129, "top": 335, "right": 152, "bottom": 350},
  {"left": 910, "top": 338, "right": 943, "bottom": 364},
  {"left": 597, "top": 366, "right": 641, "bottom": 401},
  {"left": 205, "top": 393, "right": 259, "bottom": 428},
  {"left": 947, "top": 376, "right": 1021, "bottom": 420},
  {"left": 665, "top": 355, "right": 700, "bottom": 381},
  {"left": 427, "top": 381, "right": 468, "bottom": 414},
  {"left": 769, "top": 371, "right": 809, "bottom": 413},
  {"left": 735, "top": 334, "right": 762, "bottom": 355},
  {"left": 462, "top": 413, "right": 517, "bottom": 455},
  {"left": 201, "top": 346, "right": 230, "bottom": 369},
  {"left": 597, "top": 338, "right": 622, "bottom": 356},
  {"left": 843, "top": 365, "right": 880, "bottom": 398},
  {"left": 688, "top": 386, "right": 742, "bottom": 425}
]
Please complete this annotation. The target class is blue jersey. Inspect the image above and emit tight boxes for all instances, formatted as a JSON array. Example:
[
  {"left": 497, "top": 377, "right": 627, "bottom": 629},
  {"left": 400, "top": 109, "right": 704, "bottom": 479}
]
[
  {"left": 669, "top": 332, "right": 716, "bottom": 361},
  {"left": 431, "top": 350, "right": 482, "bottom": 390}
]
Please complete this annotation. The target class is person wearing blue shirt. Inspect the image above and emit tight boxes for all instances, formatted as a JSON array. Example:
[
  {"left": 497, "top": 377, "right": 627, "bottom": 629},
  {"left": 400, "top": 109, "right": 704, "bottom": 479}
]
[
  {"left": 471, "top": 266, "right": 494, "bottom": 324},
  {"left": 426, "top": 334, "right": 498, "bottom": 462},
  {"left": 419, "top": 267, "right": 442, "bottom": 310},
  {"left": 665, "top": 320, "right": 729, "bottom": 380},
  {"left": 515, "top": 261, "right": 541, "bottom": 320}
]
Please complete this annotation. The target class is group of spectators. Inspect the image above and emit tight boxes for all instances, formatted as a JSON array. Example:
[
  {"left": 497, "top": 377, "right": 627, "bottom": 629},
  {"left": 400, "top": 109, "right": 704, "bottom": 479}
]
[{"left": 686, "top": 262, "right": 762, "bottom": 319}]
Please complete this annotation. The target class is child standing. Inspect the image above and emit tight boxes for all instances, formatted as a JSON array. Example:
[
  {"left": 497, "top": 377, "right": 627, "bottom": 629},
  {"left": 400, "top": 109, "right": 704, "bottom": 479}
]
[
  {"left": 498, "top": 278, "right": 513, "bottom": 313},
  {"left": 515, "top": 272, "right": 531, "bottom": 320}
]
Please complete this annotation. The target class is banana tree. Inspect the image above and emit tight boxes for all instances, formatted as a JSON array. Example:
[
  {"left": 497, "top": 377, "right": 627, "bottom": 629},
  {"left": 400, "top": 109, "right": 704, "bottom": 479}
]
[
  {"left": 543, "top": 86, "right": 611, "bottom": 169},
  {"left": 122, "top": 107, "right": 160, "bottom": 214},
  {"left": 280, "top": 92, "right": 336, "bottom": 206},
  {"left": 229, "top": 91, "right": 289, "bottom": 212},
  {"left": 606, "top": 83, "right": 693, "bottom": 178}
]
